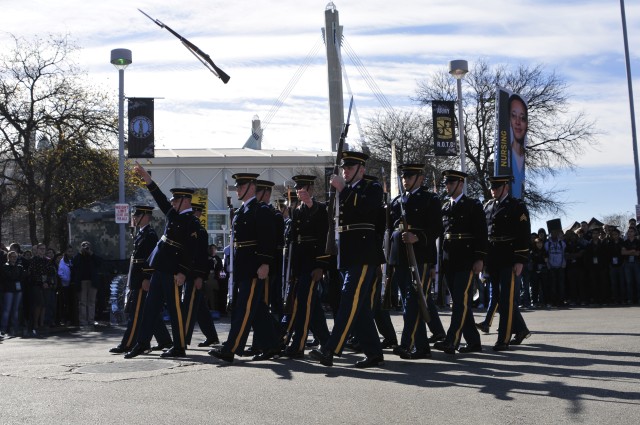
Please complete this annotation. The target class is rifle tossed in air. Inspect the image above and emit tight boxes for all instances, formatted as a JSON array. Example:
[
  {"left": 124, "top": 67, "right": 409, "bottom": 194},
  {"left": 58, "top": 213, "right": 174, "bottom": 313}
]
[{"left": 138, "top": 9, "right": 230, "bottom": 84}]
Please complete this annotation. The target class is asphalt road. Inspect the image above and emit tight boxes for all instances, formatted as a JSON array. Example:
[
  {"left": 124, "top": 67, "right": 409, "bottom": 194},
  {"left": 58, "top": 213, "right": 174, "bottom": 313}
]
[{"left": 1, "top": 306, "right": 639, "bottom": 424}]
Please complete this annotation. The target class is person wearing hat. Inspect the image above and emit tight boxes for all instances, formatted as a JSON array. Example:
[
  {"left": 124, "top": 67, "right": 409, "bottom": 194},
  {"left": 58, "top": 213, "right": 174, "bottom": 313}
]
[
  {"left": 388, "top": 163, "right": 445, "bottom": 360},
  {"left": 125, "top": 163, "right": 203, "bottom": 359},
  {"left": 208, "top": 173, "right": 280, "bottom": 363},
  {"left": 281, "top": 175, "right": 331, "bottom": 359},
  {"left": 434, "top": 170, "right": 487, "bottom": 355},
  {"left": 182, "top": 202, "right": 221, "bottom": 349},
  {"left": 309, "top": 151, "right": 385, "bottom": 368},
  {"left": 482, "top": 174, "right": 531, "bottom": 351},
  {"left": 109, "top": 205, "right": 171, "bottom": 354}
]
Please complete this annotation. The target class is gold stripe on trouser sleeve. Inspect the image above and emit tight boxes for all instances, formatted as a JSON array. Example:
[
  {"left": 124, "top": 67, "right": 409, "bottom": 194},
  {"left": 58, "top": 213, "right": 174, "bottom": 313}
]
[
  {"left": 286, "top": 297, "right": 298, "bottom": 335},
  {"left": 297, "top": 279, "right": 317, "bottom": 353},
  {"left": 453, "top": 271, "right": 474, "bottom": 347},
  {"left": 335, "top": 265, "right": 368, "bottom": 354},
  {"left": 174, "top": 283, "right": 185, "bottom": 349},
  {"left": 231, "top": 278, "right": 257, "bottom": 353},
  {"left": 125, "top": 291, "right": 144, "bottom": 348},
  {"left": 409, "top": 263, "right": 430, "bottom": 348},
  {"left": 488, "top": 302, "right": 499, "bottom": 327},
  {"left": 184, "top": 285, "right": 197, "bottom": 336},
  {"left": 370, "top": 276, "right": 378, "bottom": 309},
  {"left": 503, "top": 271, "right": 515, "bottom": 344}
]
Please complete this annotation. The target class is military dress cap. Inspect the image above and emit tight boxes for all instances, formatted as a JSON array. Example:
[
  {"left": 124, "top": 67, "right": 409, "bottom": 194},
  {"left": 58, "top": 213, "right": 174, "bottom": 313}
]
[
  {"left": 487, "top": 174, "right": 514, "bottom": 188},
  {"left": 441, "top": 169, "right": 468, "bottom": 182},
  {"left": 169, "top": 188, "right": 195, "bottom": 201},
  {"left": 191, "top": 202, "right": 205, "bottom": 212},
  {"left": 292, "top": 175, "right": 316, "bottom": 188},
  {"left": 232, "top": 173, "right": 260, "bottom": 186},
  {"left": 340, "top": 151, "right": 369, "bottom": 166},
  {"left": 256, "top": 180, "right": 275, "bottom": 191},
  {"left": 132, "top": 205, "right": 154, "bottom": 215},
  {"left": 399, "top": 163, "right": 425, "bottom": 177}
]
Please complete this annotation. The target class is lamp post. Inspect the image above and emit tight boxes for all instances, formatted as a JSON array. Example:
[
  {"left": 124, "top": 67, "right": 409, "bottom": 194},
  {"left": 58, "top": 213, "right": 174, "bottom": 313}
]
[
  {"left": 449, "top": 59, "right": 469, "bottom": 193},
  {"left": 110, "top": 48, "right": 132, "bottom": 262}
]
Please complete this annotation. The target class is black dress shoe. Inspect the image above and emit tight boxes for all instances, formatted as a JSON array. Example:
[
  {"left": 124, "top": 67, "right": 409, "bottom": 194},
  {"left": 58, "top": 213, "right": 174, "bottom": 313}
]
[
  {"left": 252, "top": 347, "right": 281, "bottom": 361},
  {"left": 458, "top": 343, "right": 483, "bottom": 353},
  {"left": 151, "top": 342, "right": 173, "bottom": 351},
  {"left": 510, "top": 330, "right": 531, "bottom": 345},
  {"left": 433, "top": 341, "right": 455, "bottom": 355},
  {"left": 208, "top": 347, "right": 234, "bottom": 363},
  {"left": 355, "top": 355, "right": 385, "bottom": 368},
  {"left": 309, "top": 348, "right": 333, "bottom": 367},
  {"left": 493, "top": 342, "right": 509, "bottom": 351},
  {"left": 475, "top": 322, "right": 490, "bottom": 334},
  {"left": 392, "top": 346, "right": 410, "bottom": 357},
  {"left": 381, "top": 338, "right": 399, "bottom": 349},
  {"left": 109, "top": 345, "right": 127, "bottom": 354},
  {"left": 124, "top": 343, "right": 152, "bottom": 359},
  {"left": 197, "top": 338, "right": 220, "bottom": 347},
  {"left": 399, "top": 349, "right": 432, "bottom": 360},
  {"left": 160, "top": 346, "right": 187, "bottom": 358},
  {"left": 427, "top": 333, "right": 446, "bottom": 343}
]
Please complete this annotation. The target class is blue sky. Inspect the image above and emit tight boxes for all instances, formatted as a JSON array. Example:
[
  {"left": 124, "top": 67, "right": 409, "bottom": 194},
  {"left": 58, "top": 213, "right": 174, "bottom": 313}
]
[{"left": 1, "top": 0, "right": 639, "bottom": 227}]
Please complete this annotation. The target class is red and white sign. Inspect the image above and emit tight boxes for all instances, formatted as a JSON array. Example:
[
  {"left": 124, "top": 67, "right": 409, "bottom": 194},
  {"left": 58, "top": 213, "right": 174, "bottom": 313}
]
[{"left": 115, "top": 204, "right": 130, "bottom": 224}]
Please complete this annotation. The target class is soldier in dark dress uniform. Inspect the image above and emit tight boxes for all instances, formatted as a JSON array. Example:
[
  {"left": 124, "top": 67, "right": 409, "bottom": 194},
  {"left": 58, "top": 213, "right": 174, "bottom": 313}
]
[
  {"left": 208, "top": 173, "right": 280, "bottom": 363},
  {"left": 282, "top": 175, "right": 331, "bottom": 358},
  {"left": 389, "top": 164, "right": 445, "bottom": 360},
  {"left": 434, "top": 170, "right": 487, "bottom": 355},
  {"left": 483, "top": 175, "right": 531, "bottom": 351},
  {"left": 310, "top": 151, "right": 384, "bottom": 368},
  {"left": 125, "top": 163, "right": 202, "bottom": 359},
  {"left": 109, "top": 205, "right": 170, "bottom": 353},
  {"left": 182, "top": 203, "right": 220, "bottom": 348}
]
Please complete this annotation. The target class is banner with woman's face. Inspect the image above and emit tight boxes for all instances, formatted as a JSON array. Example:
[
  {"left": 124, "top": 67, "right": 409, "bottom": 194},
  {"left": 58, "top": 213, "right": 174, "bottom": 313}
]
[{"left": 494, "top": 87, "right": 528, "bottom": 199}]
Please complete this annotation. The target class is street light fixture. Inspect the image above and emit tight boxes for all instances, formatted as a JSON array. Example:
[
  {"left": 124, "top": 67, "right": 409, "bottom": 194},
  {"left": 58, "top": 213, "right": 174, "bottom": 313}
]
[
  {"left": 449, "top": 59, "right": 469, "bottom": 193},
  {"left": 110, "top": 48, "right": 132, "bottom": 262}
]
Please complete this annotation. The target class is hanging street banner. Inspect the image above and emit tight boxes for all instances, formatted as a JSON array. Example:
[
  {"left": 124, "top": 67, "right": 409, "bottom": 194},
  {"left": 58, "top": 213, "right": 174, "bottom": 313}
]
[
  {"left": 494, "top": 88, "right": 528, "bottom": 199},
  {"left": 128, "top": 98, "right": 155, "bottom": 158},
  {"left": 432, "top": 100, "right": 457, "bottom": 156}
]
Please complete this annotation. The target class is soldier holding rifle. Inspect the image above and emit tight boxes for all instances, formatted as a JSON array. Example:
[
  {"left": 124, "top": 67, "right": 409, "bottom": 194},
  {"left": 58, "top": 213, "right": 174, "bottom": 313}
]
[
  {"left": 434, "top": 170, "right": 487, "bottom": 355},
  {"left": 310, "top": 151, "right": 384, "bottom": 368},
  {"left": 389, "top": 164, "right": 445, "bottom": 360},
  {"left": 282, "top": 175, "right": 331, "bottom": 359}
]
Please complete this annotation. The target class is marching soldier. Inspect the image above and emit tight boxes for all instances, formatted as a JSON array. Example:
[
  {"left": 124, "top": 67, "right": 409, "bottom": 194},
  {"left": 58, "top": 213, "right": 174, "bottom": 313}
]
[
  {"left": 109, "top": 205, "right": 172, "bottom": 353},
  {"left": 389, "top": 164, "right": 445, "bottom": 359},
  {"left": 434, "top": 170, "right": 487, "bottom": 355},
  {"left": 125, "top": 163, "right": 202, "bottom": 359},
  {"left": 310, "top": 151, "right": 384, "bottom": 368},
  {"left": 282, "top": 175, "right": 331, "bottom": 358},
  {"left": 483, "top": 175, "right": 531, "bottom": 351},
  {"left": 208, "top": 173, "right": 280, "bottom": 363},
  {"left": 182, "top": 203, "right": 220, "bottom": 348}
]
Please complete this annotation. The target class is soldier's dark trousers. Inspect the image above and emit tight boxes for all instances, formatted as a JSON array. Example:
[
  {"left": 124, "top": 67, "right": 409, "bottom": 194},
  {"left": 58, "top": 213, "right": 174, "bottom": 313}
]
[
  {"left": 393, "top": 265, "right": 433, "bottom": 351},
  {"left": 137, "top": 270, "right": 187, "bottom": 350},
  {"left": 183, "top": 281, "right": 219, "bottom": 345},
  {"left": 480, "top": 277, "right": 499, "bottom": 327},
  {"left": 121, "top": 289, "right": 171, "bottom": 348},
  {"left": 444, "top": 270, "right": 481, "bottom": 348},
  {"left": 325, "top": 265, "right": 382, "bottom": 358},
  {"left": 289, "top": 271, "right": 330, "bottom": 353},
  {"left": 370, "top": 273, "right": 396, "bottom": 342},
  {"left": 493, "top": 267, "right": 528, "bottom": 345},
  {"left": 222, "top": 277, "right": 279, "bottom": 355}
]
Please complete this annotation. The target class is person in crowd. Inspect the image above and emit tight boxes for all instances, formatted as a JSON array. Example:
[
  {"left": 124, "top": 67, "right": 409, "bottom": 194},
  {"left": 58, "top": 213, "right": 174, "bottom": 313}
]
[
  {"left": 545, "top": 228, "right": 566, "bottom": 307},
  {"left": 605, "top": 227, "right": 626, "bottom": 304},
  {"left": 564, "top": 230, "right": 586, "bottom": 305},
  {"left": 1, "top": 251, "right": 27, "bottom": 337},
  {"left": 583, "top": 228, "right": 608, "bottom": 304},
  {"left": 72, "top": 241, "right": 101, "bottom": 328},
  {"left": 529, "top": 237, "right": 548, "bottom": 308},
  {"left": 29, "top": 243, "right": 55, "bottom": 336},
  {"left": 44, "top": 247, "right": 57, "bottom": 327},
  {"left": 56, "top": 246, "right": 76, "bottom": 326},
  {"left": 622, "top": 226, "right": 640, "bottom": 304}
]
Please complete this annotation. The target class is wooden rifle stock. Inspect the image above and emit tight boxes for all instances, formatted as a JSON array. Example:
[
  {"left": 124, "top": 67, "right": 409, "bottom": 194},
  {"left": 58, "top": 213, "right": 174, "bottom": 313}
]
[{"left": 396, "top": 176, "right": 431, "bottom": 323}]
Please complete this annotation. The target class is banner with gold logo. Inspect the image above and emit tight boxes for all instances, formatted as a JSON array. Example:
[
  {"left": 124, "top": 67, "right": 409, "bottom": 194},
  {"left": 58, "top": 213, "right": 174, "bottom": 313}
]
[
  {"left": 127, "top": 98, "right": 154, "bottom": 158},
  {"left": 432, "top": 100, "right": 456, "bottom": 156}
]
